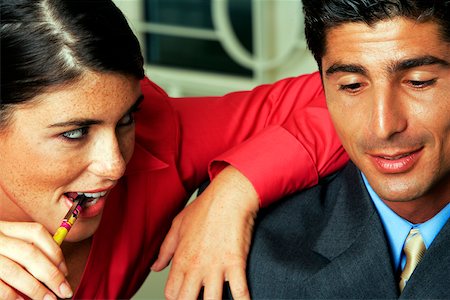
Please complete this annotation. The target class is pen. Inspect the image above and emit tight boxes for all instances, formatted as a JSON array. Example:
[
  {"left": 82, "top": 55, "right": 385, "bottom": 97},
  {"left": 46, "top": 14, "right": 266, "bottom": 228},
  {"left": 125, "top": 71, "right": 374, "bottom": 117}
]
[{"left": 53, "top": 195, "right": 87, "bottom": 245}]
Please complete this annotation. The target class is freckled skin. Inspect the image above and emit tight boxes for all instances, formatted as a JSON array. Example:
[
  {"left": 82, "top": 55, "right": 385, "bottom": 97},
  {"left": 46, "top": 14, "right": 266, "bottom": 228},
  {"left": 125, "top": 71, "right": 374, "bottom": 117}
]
[
  {"left": 0, "top": 71, "right": 141, "bottom": 242},
  {"left": 322, "top": 18, "right": 450, "bottom": 223}
]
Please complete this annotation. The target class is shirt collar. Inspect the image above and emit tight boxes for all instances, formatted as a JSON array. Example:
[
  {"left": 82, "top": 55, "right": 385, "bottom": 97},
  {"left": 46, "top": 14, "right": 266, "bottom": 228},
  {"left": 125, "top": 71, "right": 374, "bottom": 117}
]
[
  {"left": 124, "top": 142, "right": 169, "bottom": 176},
  {"left": 361, "top": 172, "right": 450, "bottom": 271}
]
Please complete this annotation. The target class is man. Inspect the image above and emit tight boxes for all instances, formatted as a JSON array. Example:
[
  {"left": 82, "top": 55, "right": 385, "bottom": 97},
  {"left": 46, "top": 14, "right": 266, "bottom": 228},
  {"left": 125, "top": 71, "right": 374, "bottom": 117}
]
[{"left": 237, "top": 0, "right": 450, "bottom": 298}]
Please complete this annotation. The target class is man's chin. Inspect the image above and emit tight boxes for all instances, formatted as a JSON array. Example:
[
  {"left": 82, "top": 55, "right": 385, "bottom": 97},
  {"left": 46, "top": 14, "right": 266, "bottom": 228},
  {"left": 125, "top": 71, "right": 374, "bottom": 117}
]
[{"left": 364, "top": 173, "right": 427, "bottom": 202}]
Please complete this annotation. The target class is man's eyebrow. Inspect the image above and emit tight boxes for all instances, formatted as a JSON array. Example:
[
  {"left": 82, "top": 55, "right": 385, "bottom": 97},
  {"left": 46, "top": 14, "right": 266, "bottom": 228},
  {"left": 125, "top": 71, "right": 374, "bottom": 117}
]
[
  {"left": 48, "top": 94, "right": 144, "bottom": 128},
  {"left": 325, "top": 64, "right": 368, "bottom": 77},
  {"left": 388, "top": 55, "right": 450, "bottom": 73}
]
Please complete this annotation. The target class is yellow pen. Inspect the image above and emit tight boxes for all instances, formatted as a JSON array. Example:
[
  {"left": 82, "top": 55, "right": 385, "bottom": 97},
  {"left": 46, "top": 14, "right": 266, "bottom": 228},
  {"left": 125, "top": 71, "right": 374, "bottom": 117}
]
[{"left": 53, "top": 195, "right": 87, "bottom": 245}]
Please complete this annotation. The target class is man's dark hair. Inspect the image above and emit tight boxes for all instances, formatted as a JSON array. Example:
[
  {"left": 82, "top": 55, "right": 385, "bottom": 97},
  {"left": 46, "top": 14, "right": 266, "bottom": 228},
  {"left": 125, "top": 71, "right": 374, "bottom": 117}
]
[{"left": 302, "top": 0, "right": 450, "bottom": 72}]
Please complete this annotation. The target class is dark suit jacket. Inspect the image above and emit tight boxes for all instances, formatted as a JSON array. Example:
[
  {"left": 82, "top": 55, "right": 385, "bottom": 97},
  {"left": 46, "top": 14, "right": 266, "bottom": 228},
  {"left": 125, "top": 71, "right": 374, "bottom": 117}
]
[{"left": 238, "top": 162, "right": 449, "bottom": 299}]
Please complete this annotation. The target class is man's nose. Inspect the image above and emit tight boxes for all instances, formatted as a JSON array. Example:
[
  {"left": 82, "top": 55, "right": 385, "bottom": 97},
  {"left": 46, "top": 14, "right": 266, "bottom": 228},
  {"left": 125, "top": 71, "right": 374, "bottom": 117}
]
[{"left": 369, "top": 88, "right": 408, "bottom": 140}]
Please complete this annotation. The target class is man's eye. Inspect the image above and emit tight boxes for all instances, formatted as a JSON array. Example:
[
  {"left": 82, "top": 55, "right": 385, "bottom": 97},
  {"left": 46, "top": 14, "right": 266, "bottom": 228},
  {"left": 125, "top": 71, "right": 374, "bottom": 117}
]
[
  {"left": 407, "top": 78, "right": 437, "bottom": 89},
  {"left": 61, "top": 127, "right": 88, "bottom": 140},
  {"left": 339, "top": 83, "right": 363, "bottom": 93}
]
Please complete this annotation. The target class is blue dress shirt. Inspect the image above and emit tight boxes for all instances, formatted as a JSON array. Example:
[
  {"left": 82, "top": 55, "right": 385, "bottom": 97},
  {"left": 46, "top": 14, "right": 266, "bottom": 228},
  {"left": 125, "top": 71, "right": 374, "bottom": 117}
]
[{"left": 361, "top": 173, "right": 450, "bottom": 272}]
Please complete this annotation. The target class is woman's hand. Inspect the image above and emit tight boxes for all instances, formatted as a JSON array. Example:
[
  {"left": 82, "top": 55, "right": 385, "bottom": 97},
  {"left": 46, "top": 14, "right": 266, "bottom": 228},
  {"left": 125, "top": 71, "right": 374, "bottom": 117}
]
[
  {"left": 151, "top": 166, "right": 259, "bottom": 300},
  {"left": 0, "top": 221, "right": 73, "bottom": 300}
]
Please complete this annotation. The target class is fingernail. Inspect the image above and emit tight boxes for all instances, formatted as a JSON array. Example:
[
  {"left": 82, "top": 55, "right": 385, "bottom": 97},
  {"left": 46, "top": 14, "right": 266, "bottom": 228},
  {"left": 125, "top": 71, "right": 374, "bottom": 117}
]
[
  {"left": 59, "top": 281, "right": 73, "bottom": 298},
  {"left": 59, "top": 262, "right": 69, "bottom": 276},
  {"left": 43, "top": 294, "right": 56, "bottom": 300},
  {"left": 150, "top": 262, "right": 158, "bottom": 271}
]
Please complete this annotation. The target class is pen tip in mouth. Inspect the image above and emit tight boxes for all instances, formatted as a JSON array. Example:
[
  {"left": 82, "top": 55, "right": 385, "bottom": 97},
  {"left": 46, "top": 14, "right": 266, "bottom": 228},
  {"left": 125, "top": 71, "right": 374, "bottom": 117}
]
[
  {"left": 65, "top": 192, "right": 79, "bottom": 201},
  {"left": 64, "top": 193, "right": 89, "bottom": 206}
]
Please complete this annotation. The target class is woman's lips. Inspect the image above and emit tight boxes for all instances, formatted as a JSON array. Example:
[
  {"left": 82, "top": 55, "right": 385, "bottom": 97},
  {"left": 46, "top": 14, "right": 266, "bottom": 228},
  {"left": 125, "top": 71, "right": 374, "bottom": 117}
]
[
  {"left": 369, "top": 148, "right": 423, "bottom": 174},
  {"left": 78, "top": 196, "right": 107, "bottom": 218},
  {"left": 63, "top": 192, "right": 108, "bottom": 218}
]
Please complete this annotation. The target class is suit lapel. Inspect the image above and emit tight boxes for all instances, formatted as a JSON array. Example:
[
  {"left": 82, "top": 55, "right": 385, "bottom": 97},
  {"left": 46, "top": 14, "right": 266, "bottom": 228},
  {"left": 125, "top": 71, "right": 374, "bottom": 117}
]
[{"left": 306, "top": 163, "right": 398, "bottom": 298}]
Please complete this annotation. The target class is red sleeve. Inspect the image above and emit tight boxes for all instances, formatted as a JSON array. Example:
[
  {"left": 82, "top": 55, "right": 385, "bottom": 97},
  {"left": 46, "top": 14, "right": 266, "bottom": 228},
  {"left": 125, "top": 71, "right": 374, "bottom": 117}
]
[
  {"left": 210, "top": 107, "right": 349, "bottom": 207},
  {"left": 168, "top": 71, "right": 348, "bottom": 199},
  {"left": 207, "top": 72, "right": 349, "bottom": 206}
]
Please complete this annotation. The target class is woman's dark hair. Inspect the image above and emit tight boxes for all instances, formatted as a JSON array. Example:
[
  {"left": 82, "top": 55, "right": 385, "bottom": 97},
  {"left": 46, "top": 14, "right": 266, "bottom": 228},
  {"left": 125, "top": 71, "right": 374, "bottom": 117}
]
[
  {"left": 0, "top": 0, "right": 144, "bottom": 126},
  {"left": 302, "top": 0, "right": 450, "bottom": 72}
]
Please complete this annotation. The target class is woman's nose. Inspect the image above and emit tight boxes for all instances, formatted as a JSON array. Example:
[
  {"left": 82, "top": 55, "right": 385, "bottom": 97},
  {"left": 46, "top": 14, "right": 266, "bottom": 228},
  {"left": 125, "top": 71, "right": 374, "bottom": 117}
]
[{"left": 88, "top": 134, "right": 127, "bottom": 181}]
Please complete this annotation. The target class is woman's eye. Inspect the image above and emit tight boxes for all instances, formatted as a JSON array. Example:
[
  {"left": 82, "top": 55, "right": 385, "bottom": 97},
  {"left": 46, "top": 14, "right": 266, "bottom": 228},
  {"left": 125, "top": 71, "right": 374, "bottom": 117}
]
[
  {"left": 61, "top": 127, "right": 88, "bottom": 140},
  {"left": 117, "top": 99, "right": 143, "bottom": 127},
  {"left": 339, "top": 83, "right": 363, "bottom": 93},
  {"left": 407, "top": 78, "right": 437, "bottom": 89},
  {"left": 118, "top": 112, "right": 134, "bottom": 127}
]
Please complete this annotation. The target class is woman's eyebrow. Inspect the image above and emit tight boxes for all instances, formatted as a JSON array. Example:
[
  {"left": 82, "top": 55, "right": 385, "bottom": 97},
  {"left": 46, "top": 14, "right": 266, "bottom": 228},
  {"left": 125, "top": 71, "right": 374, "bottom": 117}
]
[
  {"left": 48, "top": 119, "right": 103, "bottom": 128},
  {"left": 48, "top": 95, "right": 144, "bottom": 128},
  {"left": 125, "top": 94, "right": 144, "bottom": 115}
]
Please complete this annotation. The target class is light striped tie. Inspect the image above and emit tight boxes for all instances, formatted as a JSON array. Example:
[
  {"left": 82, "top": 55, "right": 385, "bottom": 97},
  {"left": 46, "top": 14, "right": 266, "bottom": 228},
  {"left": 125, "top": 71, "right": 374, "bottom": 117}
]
[{"left": 399, "top": 228, "right": 426, "bottom": 292}]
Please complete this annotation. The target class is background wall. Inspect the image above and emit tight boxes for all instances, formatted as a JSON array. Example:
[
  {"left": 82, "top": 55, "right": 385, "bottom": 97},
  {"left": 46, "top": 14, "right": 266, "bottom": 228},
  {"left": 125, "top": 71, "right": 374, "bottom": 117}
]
[
  {"left": 114, "top": 0, "right": 318, "bottom": 97},
  {"left": 111, "top": 0, "right": 318, "bottom": 298}
]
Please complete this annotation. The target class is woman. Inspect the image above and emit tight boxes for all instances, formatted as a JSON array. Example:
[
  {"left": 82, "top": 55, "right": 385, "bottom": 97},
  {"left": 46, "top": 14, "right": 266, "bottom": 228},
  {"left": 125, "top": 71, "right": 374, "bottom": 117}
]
[{"left": 0, "top": 0, "right": 347, "bottom": 299}]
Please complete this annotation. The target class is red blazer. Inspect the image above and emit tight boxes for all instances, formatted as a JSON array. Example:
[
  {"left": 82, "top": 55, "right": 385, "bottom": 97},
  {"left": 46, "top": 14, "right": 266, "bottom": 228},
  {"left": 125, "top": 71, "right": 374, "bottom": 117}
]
[{"left": 73, "top": 72, "right": 348, "bottom": 298}]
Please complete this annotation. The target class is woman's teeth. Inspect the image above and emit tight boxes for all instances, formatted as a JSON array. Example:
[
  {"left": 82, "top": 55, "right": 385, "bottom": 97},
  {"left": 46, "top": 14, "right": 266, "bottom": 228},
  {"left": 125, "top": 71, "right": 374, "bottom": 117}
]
[
  {"left": 77, "top": 191, "right": 107, "bottom": 198},
  {"left": 63, "top": 191, "right": 107, "bottom": 208},
  {"left": 75, "top": 191, "right": 107, "bottom": 207},
  {"left": 83, "top": 197, "right": 100, "bottom": 207}
]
